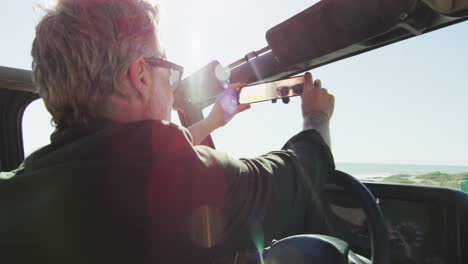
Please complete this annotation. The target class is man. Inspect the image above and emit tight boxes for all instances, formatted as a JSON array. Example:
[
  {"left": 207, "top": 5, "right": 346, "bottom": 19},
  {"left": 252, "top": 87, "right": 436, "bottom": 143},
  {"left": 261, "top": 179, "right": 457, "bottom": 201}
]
[{"left": 0, "top": 0, "right": 335, "bottom": 263}]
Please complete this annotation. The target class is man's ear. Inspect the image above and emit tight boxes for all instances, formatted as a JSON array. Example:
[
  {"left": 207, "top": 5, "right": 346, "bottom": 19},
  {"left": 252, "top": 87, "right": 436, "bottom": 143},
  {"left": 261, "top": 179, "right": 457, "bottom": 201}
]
[{"left": 127, "top": 58, "right": 150, "bottom": 96}]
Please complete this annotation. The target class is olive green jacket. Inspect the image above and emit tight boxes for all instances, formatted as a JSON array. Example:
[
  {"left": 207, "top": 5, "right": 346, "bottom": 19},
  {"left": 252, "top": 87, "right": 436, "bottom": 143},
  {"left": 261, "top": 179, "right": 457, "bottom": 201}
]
[{"left": 0, "top": 120, "right": 334, "bottom": 263}]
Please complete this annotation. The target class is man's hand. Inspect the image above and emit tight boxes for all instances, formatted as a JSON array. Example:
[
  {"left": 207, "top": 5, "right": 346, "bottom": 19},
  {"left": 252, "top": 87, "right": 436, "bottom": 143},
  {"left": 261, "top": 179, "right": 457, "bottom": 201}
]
[
  {"left": 206, "top": 83, "right": 251, "bottom": 128},
  {"left": 301, "top": 72, "right": 335, "bottom": 119},
  {"left": 301, "top": 72, "right": 335, "bottom": 147},
  {"left": 188, "top": 83, "right": 250, "bottom": 145}
]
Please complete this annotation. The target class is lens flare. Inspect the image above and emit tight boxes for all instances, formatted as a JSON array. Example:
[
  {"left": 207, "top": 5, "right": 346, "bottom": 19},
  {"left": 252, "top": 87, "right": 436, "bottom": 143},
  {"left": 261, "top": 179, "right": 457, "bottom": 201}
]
[
  {"left": 215, "top": 64, "right": 231, "bottom": 82},
  {"left": 250, "top": 222, "right": 265, "bottom": 264},
  {"left": 188, "top": 205, "right": 224, "bottom": 248}
]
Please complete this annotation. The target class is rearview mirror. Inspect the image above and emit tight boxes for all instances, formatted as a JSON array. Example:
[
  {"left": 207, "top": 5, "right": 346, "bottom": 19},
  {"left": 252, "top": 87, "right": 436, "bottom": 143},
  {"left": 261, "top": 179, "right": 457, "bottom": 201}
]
[{"left": 239, "top": 76, "right": 305, "bottom": 104}]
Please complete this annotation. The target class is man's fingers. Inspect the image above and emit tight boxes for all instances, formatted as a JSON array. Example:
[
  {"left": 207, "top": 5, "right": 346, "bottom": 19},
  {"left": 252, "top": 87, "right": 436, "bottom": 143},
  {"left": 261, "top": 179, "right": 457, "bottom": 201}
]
[
  {"left": 305, "top": 72, "right": 313, "bottom": 82},
  {"left": 303, "top": 72, "right": 314, "bottom": 97},
  {"left": 237, "top": 103, "right": 251, "bottom": 113},
  {"left": 304, "top": 72, "right": 313, "bottom": 88},
  {"left": 229, "top": 82, "right": 247, "bottom": 92},
  {"left": 314, "top": 79, "right": 322, "bottom": 89},
  {"left": 321, "top": 86, "right": 333, "bottom": 102}
]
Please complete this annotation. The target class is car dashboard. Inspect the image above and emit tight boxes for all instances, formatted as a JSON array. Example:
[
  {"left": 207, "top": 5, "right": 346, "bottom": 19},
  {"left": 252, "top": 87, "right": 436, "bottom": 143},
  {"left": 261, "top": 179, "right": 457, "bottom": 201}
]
[{"left": 323, "top": 182, "right": 468, "bottom": 264}]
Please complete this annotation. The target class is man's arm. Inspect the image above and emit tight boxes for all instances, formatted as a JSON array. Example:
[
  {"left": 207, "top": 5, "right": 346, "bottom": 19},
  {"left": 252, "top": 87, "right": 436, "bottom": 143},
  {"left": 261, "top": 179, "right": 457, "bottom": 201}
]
[
  {"left": 187, "top": 75, "right": 334, "bottom": 147},
  {"left": 187, "top": 116, "right": 219, "bottom": 146},
  {"left": 301, "top": 75, "right": 335, "bottom": 147},
  {"left": 185, "top": 72, "right": 335, "bottom": 250},
  {"left": 303, "top": 112, "right": 331, "bottom": 147},
  {"left": 187, "top": 83, "right": 250, "bottom": 145}
]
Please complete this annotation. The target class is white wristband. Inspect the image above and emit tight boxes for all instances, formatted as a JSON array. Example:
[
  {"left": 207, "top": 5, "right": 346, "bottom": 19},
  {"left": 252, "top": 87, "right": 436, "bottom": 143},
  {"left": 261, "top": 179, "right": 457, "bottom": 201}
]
[{"left": 303, "top": 112, "right": 331, "bottom": 148}]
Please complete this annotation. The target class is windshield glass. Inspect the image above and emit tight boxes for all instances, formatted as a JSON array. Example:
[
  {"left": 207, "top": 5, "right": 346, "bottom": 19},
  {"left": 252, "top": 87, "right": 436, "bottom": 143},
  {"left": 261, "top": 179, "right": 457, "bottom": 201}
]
[
  {"left": 10, "top": 0, "right": 313, "bottom": 154},
  {"left": 2, "top": 1, "right": 468, "bottom": 189},
  {"left": 205, "top": 21, "right": 468, "bottom": 190}
]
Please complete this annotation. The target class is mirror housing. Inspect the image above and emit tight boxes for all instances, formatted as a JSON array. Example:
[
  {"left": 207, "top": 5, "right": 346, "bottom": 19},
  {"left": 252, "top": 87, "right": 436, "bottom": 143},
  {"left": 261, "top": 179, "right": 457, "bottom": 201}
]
[{"left": 173, "top": 61, "right": 227, "bottom": 112}]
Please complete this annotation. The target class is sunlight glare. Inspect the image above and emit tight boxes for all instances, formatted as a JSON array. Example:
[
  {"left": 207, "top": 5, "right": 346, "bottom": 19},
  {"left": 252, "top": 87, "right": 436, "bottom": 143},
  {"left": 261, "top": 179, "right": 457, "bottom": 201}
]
[
  {"left": 215, "top": 64, "right": 230, "bottom": 82},
  {"left": 188, "top": 29, "right": 203, "bottom": 68}
]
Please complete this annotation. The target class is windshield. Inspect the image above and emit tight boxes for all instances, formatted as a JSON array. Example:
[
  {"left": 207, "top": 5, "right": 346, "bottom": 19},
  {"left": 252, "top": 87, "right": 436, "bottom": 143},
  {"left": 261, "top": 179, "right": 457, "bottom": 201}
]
[
  {"left": 205, "top": 21, "right": 468, "bottom": 189},
  {"left": 3, "top": 1, "right": 468, "bottom": 189},
  {"left": 10, "top": 0, "right": 316, "bottom": 153}
]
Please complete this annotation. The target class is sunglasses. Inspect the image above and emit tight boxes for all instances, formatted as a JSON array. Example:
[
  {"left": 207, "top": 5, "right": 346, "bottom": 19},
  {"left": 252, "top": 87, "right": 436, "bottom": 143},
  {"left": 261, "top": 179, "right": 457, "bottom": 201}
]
[
  {"left": 276, "top": 83, "right": 304, "bottom": 97},
  {"left": 144, "top": 57, "right": 184, "bottom": 91}
]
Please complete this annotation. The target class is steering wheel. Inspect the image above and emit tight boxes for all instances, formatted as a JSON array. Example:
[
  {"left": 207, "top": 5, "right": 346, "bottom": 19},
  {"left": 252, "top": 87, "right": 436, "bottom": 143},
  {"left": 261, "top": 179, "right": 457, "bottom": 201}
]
[{"left": 264, "top": 170, "right": 390, "bottom": 264}]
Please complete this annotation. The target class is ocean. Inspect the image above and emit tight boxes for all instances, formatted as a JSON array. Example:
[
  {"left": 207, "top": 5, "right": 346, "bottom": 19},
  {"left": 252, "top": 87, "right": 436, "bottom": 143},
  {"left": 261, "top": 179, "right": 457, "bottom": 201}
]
[{"left": 336, "top": 162, "right": 468, "bottom": 180}]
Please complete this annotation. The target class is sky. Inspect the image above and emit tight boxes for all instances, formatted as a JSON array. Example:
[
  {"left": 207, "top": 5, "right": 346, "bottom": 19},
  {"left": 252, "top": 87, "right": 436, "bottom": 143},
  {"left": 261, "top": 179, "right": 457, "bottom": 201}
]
[{"left": 1, "top": 0, "right": 468, "bottom": 167}]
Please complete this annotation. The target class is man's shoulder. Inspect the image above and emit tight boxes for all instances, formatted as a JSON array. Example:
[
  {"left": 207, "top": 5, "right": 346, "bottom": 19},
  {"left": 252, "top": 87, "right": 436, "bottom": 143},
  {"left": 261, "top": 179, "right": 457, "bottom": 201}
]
[
  {"left": 116, "top": 119, "right": 189, "bottom": 136},
  {"left": 119, "top": 119, "right": 194, "bottom": 149},
  {"left": 83, "top": 120, "right": 196, "bottom": 163},
  {"left": 18, "top": 120, "right": 193, "bottom": 172}
]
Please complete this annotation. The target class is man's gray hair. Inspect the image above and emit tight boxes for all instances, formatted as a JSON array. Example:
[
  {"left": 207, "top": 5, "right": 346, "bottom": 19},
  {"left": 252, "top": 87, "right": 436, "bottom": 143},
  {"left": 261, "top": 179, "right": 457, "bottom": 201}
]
[{"left": 32, "top": 0, "right": 161, "bottom": 129}]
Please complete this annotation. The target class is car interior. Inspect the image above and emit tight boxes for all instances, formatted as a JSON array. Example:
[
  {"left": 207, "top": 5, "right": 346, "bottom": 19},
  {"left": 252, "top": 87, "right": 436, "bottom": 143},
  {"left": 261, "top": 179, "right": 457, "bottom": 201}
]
[{"left": 1, "top": 0, "right": 468, "bottom": 263}]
